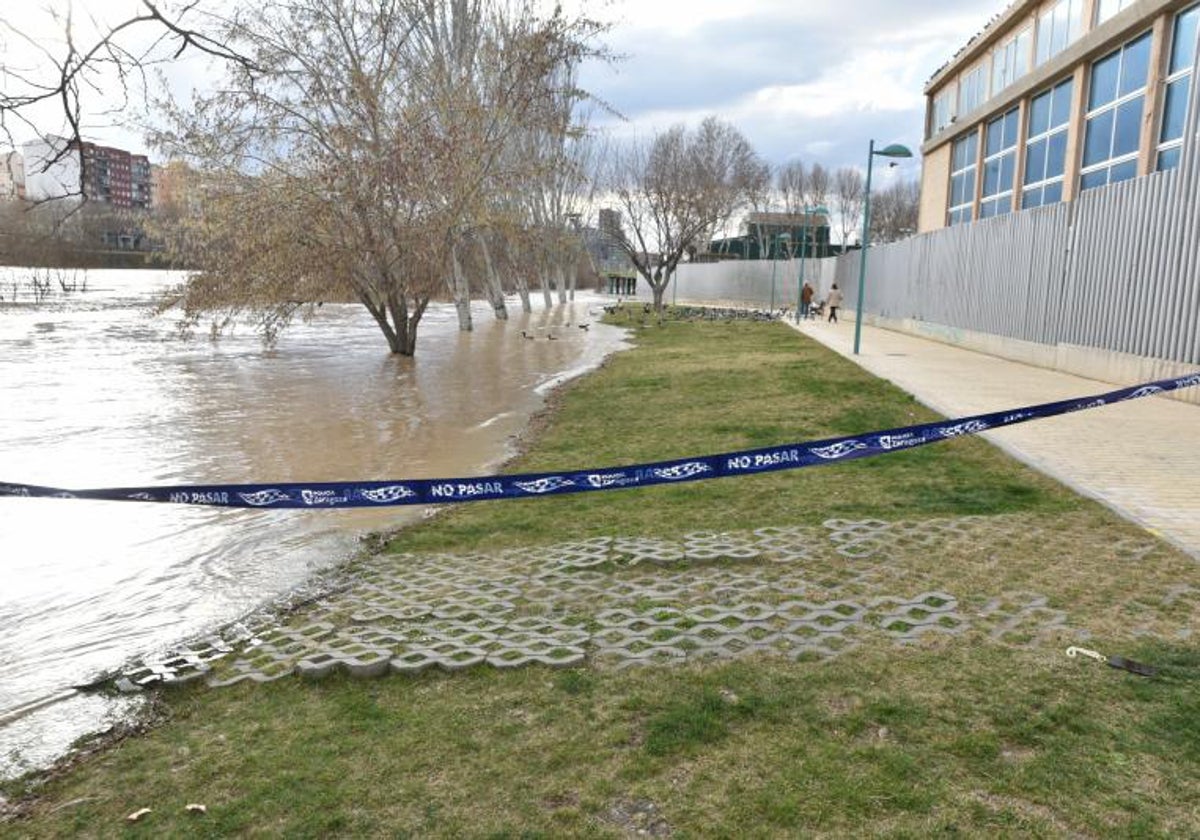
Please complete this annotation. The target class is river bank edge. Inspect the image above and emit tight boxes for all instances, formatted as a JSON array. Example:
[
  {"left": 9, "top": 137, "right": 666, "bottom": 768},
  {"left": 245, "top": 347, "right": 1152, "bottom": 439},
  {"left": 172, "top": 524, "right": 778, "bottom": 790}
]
[
  {"left": 4, "top": 315, "right": 1198, "bottom": 836},
  {"left": 0, "top": 325, "right": 632, "bottom": 807}
]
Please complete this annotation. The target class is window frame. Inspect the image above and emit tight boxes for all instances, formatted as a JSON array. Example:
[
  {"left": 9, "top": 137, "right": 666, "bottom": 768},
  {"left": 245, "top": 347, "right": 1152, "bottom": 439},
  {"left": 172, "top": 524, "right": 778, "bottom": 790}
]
[
  {"left": 947, "top": 131, "right": 979, "bottom": 226},
  {"left": 930, "top": 87, "right": 958, "bottom": 137},
  {"left": 1095, "top": 0, "right": 1134, "bottom": 26},
  {"left": 1158, "top": 3, "right": 1200, "bottom": 171},
  {"left": 1036, "top": 0, "right": 1086, "bottom": 67},
  {"left": 1022, "top": 77, "right": 1074, "bottom": 209},
  {"left": 958, "top": 63, "right": 990, "bottom": 116},
  {"left": 980, "top": 107, "right": 1021, "bottom": 219},
  {"left": 993, "top": 27, "right": 1033, "bottom": 95},
  {"left": 1080, "top": 30, "right": 1153, "bottom": 192}
]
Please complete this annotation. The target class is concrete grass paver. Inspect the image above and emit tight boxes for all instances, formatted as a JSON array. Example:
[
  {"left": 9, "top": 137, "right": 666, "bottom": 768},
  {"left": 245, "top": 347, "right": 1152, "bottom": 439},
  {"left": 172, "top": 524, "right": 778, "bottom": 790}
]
[
  {"left": 117, "top": 514, "right": 1198, "bottom": 690},
  {"left": 789, "top": 317, "right": 1200, "bottom": 560}
]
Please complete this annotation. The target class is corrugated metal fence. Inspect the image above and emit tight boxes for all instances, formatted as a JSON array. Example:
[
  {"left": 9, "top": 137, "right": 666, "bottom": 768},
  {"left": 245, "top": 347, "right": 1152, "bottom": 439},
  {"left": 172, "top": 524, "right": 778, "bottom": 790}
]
[
  {"left": 831, "top": 159, "right": 1200, "bottom": 367},
  {"left": 671, "top": 153, "right": 1198, "bottom": 367},
  {"left": 669, "top": 256, "right": 839, "bottom": 310}
]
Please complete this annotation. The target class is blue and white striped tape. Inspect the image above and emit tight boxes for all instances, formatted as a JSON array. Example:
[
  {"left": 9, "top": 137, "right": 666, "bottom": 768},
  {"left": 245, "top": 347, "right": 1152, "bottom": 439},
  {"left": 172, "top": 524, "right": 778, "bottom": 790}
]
[{"left": 2, "top": 374, "right": 1197, "bottom": 509}]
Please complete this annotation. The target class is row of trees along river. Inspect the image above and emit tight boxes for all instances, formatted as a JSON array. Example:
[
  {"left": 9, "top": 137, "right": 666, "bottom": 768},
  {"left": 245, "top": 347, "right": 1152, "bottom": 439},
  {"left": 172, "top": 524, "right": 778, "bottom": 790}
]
[{"left": 3, "top": 1, "right": 920, "bottom": 354}]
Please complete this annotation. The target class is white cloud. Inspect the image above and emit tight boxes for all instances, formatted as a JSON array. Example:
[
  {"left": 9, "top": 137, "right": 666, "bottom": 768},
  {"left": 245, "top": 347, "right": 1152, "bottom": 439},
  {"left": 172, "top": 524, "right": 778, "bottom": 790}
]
[{"left": 1, "top": 0, "right": 1011, "bottom": 171}]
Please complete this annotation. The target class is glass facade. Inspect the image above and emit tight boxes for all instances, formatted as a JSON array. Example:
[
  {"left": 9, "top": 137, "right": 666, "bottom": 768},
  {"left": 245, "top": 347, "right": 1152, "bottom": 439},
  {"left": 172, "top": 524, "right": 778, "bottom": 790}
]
[
  {"left": 1158, "top": 4, "right": 1200, "bottom": 171},
  {"left": 959, "top": 64, "right": 989, "bottom": 116},
  {"left": 929, "top": 1, "right": 1200, "bottom": 228},
  {"left": 1023, "top": 78, "right": 1074, "bottom": 208},
  {"left": 980, "top": 108, "right": 1020, "bottom": 218},
  {"left": 930, "top": 88, "right": 956, "bottom": 137},
  {"left": 1036, "top": 0, "right": 1085, "bottom": 67},
  {"left": 993, "top": 28, "right": 1032, "bottom": 95},
  {"left": 1096, "top": 0, "right": 1135, "bottom": 26},
  {"left": 1080, "top": 31, "right": 1152, "bottom": 191},
  {"left": 948, "top": 133, "right": 978, "bottom": 226}
]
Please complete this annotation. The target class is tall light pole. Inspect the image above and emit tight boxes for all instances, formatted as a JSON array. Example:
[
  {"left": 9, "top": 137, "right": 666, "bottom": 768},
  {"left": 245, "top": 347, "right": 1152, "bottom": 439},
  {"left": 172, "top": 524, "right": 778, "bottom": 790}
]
[
  {"left": 769, "top": 231, "right": 789, "bottom": 311},
  {"left": 853, "top": 141, "right": 913, "bottom": 355},
  {"left": 796, "top": 205, "right": 829, "bottom": 323}
]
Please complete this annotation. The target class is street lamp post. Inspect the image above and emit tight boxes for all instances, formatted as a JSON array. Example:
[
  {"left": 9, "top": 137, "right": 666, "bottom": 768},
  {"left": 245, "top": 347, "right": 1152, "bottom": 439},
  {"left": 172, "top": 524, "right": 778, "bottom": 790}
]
[
  {"left": 853, "top": 141, "right": 913, "bottom": 355},
  {"left": 796, "top": 205, "right": 829, "bottom": 323},
  {"left": 769, "top": 232, "right": 789, "bottom": 312}
]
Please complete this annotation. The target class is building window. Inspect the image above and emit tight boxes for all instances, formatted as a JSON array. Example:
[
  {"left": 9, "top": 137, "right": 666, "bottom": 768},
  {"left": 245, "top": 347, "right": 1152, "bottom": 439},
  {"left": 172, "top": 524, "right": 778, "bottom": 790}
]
[
  {"left": 1096, "top": 0, "right": 1134, "bottom": 25},
  {"left": 948, "top": 132, "right": 979, "bottom": 225},
  {"left": 1036, "top": 0, "right": 1085, "bottom": 67},
  {"left": 958, "top": 64, "right": 989, "bottom": 116},
  {"left": 980, "top": 107, "right": 1020, "bottom": 218},
  {"left": 993, "top": 28, "right": 1032, "bottom": 95},
  {"left": 1023, "top": 78, "right": 1074, "bottom": 208},
  {"left": 930, "top": 87, "right": 957, "bottom": 137},
  {"left": 1158, "top": 4, "right": 1200, "bottom": 171},
  {"left": 1080, "top": 31, "right": 1152, "bottom": 192}
]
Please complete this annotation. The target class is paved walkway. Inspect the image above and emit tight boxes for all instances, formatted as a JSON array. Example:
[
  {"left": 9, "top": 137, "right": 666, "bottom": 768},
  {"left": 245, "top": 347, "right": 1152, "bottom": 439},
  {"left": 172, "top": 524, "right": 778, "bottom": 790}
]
[{"left": 789, "top": 316, "right": 1200, "bottom": 560}]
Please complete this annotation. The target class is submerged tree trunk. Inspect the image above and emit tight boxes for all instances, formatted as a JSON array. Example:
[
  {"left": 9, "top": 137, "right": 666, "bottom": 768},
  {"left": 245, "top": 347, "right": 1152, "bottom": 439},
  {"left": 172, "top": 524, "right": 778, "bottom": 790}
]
[
  {"left": 567, "top": 262, "right": 577, "bottom": 301},
  {"left": 555, "top": 265, "right": 568, "bottom": 305},
  {"left": 359, "top": 287, "right": 427, "bottom": 356},
  {"left": 539, "top": 268, "right": 554, "bottom": 308},
  {"left": 515, "top": 278, "right": 533, "bottom": 312},
  {"left": 450, "top": 244, "right": 473, "bottom": 332},
  {"left": 477, "top": 236, "right": 508, "bottom": 321}
]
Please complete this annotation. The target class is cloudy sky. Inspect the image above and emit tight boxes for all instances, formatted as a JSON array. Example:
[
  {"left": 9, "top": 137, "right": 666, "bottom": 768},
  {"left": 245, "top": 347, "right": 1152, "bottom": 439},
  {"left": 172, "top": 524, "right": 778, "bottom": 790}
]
[
  {"left": 581, "top": 0, "right": 1007, "bottom": 181},
  {"left": 2, "top": 0, "right": 1009, "bottom": 181}
]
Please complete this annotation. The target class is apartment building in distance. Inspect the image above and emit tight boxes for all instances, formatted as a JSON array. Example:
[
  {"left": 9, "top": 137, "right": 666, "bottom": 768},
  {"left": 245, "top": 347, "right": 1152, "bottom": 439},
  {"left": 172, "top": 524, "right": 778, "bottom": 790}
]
[
  {"left": 22, "top": 136, "right": 152, "bottom": 209},
  {"left": 919, "top": 0, "right": 1200, "bottom": 232}
]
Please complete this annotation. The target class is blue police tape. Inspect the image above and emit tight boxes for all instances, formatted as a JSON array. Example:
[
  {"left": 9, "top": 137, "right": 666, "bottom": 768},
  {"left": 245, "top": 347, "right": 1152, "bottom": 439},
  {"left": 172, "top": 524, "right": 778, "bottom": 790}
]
[{"left": 2, "top": 374, "right": 1198, "bottom": 509}]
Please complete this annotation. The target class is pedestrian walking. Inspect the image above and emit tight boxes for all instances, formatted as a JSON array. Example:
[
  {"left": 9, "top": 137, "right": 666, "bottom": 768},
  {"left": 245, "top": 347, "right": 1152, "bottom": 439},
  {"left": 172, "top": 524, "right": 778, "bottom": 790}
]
[
  {"left": 826, "top": 284, "right": 844, "bottom": 323},
  {"left": 801, "top": 281, "right": 814, "bottom": 319}
]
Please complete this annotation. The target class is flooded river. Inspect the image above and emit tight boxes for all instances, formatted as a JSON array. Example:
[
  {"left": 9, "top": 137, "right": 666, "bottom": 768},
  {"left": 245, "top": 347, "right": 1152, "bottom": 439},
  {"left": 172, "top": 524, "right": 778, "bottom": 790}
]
[{"left": 0, "top": 268, "right": 626, "bottom": 777}]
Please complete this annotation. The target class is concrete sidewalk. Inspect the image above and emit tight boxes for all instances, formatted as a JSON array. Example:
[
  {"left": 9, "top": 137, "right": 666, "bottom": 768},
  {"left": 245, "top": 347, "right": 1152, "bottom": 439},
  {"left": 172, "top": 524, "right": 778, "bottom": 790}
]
[{"left": 788, "top": 316, "right": 1200, "bottom": 560}]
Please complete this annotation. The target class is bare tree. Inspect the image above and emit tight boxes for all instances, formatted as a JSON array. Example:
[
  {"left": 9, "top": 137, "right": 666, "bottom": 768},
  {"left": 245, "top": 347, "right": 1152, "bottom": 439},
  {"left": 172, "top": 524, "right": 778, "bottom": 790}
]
[
  {"left": 832, "top": 167, "right": 865, "bottom": 249},
  {"left": 870, "top": 178, "right": 920, "bottom": 244},
  {"left": 606, "top": 116, "right": 765, "bottom": 313},
  {"left": 805, "top": 162, "right": 831, "bottom": 210},
  {"left": 0, "top": 2, "right": 255, "bottom": 200},
  {"left": 776, "top": 160, "right": 806, "bottom": 216},
  {"left": 153, "top": 0, "right": 603, "bottom": 356}
]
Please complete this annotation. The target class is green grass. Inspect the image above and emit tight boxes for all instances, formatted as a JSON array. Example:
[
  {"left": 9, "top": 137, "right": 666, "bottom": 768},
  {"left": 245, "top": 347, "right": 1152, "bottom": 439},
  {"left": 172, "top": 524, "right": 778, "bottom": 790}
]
[
  {"left": 388, "top": 318, "right": 1077, "bottom": 555},
  {"left": 3, "top": 317, "right": 1197, "bottom": 837}
]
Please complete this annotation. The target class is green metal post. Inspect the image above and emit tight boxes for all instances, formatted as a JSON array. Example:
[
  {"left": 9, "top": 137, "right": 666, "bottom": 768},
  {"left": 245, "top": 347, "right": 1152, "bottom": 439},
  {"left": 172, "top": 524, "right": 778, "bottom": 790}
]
[
  {"left": 769, "top": 239, "right": 778, "bottom": 312},
  {"left": 796, "top": 215, "right": 807, "bottom": 324},
  {"left": 853, "top": 140, "right": 876, "bottom": 355}
]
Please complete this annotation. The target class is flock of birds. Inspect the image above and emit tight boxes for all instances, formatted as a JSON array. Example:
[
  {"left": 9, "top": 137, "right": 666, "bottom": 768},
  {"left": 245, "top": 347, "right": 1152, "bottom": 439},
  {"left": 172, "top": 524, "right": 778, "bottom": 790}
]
[
  {"left": 520, "top": 322, "right": 589, "bottom": 341},
  {"left": 518, "top": 300, "right": 791, "bottom": 343}
]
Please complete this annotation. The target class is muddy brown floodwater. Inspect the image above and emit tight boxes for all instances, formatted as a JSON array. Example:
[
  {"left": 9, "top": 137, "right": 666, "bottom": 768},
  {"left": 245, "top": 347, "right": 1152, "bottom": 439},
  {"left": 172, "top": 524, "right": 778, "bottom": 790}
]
[{"left": 0, "top": 267, "right": 628, "bottom": 777}]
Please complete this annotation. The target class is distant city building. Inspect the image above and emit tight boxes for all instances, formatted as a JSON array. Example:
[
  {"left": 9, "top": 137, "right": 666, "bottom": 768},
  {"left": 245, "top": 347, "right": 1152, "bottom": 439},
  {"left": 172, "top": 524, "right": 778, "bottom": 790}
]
[
  {"left": 584, "top": 209, "right": 627, "bottom": 272},
  {"left": 707, "top": 210, "right": 832, "bottom": 260},
  {"left": 0, "top": 151, "right": 24, "bottom": 200},
  {"left": 20, "top": 136, "right": 153, "bottom": 209},
  {"left": 150, "top": 160, "right": 193, "bottom": 214},
  {"left": 920, "top": 0, "right": 1200, "bottom": 232}
]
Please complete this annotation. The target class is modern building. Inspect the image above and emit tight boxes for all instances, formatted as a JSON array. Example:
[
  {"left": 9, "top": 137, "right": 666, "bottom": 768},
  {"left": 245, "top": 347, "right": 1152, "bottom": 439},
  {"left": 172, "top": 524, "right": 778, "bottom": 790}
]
[
  {"left": 21, "top": 136, "right": 153, "bottom": 209},
  {"left": 919, "top": 0, "right": 1200, "bottom": 232},
  {"left": 708, "top": 211, "right": 832, "bottom": 260},
  {"left": 150, "top": 160, "right": 193, "bottom": 213}
]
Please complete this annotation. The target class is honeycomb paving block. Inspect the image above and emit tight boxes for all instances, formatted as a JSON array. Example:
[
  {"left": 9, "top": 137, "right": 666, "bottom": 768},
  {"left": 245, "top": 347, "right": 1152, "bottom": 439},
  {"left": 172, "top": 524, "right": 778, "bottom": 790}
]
[{"left": 118, "top": 517, "right": 1114, "bottom": 690}]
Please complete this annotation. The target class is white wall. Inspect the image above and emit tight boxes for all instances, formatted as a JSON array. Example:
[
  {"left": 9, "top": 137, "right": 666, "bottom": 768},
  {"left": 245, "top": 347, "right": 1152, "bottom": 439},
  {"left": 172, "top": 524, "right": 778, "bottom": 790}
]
[
  {"left": 21, "top": 138, "right": 81, "bottom": 202},
  {"left": 671, "top": 257, "right": 839, "bottom": 309}
]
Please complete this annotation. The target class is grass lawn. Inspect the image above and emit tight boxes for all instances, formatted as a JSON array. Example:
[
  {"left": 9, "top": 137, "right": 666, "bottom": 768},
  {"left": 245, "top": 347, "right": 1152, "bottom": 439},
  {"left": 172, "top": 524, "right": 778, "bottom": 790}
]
[{"left": 3, "top": 316, "right": 1197, "bottom": 837}]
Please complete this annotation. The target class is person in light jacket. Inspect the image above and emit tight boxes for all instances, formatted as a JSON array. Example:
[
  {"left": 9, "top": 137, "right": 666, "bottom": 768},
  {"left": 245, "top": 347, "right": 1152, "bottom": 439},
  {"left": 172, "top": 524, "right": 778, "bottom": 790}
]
[{"left": 826, "top": 284, "right": 844, "bottom": 323}]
